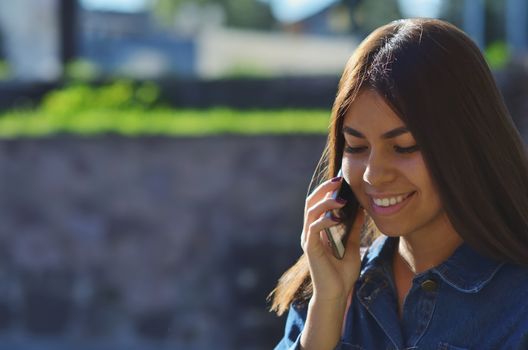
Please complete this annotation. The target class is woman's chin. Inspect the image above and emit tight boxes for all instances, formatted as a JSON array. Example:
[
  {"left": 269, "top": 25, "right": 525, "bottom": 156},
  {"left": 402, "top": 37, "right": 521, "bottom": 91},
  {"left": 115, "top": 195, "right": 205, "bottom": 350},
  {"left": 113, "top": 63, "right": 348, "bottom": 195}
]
[
  {"left": 379, "top": 231, "right": 402, "bottom": 237},
  {"left": 370, "top": 222, "right": 405, "bottom": 237}
]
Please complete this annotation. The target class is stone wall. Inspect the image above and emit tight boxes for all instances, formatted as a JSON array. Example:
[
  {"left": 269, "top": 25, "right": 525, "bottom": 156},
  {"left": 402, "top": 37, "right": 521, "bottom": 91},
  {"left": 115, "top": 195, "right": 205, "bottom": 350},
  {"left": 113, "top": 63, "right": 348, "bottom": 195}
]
[{"left": 0, "top": 135, "right": 327, "bottom": 350}]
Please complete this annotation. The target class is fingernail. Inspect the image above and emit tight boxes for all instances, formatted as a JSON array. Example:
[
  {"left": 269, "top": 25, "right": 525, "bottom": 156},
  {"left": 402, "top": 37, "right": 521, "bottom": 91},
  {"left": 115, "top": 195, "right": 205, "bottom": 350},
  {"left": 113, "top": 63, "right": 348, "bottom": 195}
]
[
  {"left": 336, "top": 197, "right": 347, "bottom": 204},
  {"left": 330, "top": 214, "right": 341, "bottom": 222},
  {"left": 331, "top": 176, "right": 342, "bottom": 182}
]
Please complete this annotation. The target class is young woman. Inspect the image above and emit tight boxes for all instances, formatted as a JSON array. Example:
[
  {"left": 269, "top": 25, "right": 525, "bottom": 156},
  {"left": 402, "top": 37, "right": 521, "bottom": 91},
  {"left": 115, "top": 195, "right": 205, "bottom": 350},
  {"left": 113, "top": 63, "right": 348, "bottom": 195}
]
[{"left": 270, "top": 18, "right": 528, "bottom": 350}]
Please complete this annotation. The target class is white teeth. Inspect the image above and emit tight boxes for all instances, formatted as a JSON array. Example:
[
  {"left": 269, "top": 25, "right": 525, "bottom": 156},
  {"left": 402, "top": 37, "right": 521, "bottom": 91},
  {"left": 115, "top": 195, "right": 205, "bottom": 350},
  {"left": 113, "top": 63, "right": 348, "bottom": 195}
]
[{"left": 373, "top": 194, "right": 408, "bottom": 207}]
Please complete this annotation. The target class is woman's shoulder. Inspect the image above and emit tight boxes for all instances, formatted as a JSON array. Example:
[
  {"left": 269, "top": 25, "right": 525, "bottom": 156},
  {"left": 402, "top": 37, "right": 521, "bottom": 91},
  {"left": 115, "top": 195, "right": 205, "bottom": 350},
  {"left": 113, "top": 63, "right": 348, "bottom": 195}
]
[
  {"left": 479, "top": 263, "right": 528, "bottom": 347},
  {"left": 494, "top": 263, "right": 528, "bottom": 292},
  {"left": 486, "top": 263, "right": 528, "bottom": 321}
]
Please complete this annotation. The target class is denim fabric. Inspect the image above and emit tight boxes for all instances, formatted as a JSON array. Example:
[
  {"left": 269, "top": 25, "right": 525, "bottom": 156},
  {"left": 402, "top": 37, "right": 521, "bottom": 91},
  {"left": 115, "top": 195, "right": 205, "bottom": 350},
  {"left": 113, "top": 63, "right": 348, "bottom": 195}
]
[{"left": 274, "top": 236, "right": 528, "bottom": 350}]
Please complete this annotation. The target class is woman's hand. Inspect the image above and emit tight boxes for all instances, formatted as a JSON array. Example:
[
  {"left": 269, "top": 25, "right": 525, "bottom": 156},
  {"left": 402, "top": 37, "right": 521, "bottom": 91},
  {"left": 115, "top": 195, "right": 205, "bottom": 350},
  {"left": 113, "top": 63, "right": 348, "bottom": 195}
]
[
  {"left": 299, "top": 176, "right": 365, "bottom": 350},
  {"left": 301, "top": 176, "right": 365, "bottom": 303}
]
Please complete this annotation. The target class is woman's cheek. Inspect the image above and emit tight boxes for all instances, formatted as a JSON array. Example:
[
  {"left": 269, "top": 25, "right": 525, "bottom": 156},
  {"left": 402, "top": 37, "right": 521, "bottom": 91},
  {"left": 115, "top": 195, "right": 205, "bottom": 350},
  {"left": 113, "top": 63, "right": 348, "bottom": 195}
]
[
  {"left": 341, "top": 157, "right": 365, "bottom": 198},
  {"left": 340, "top": 156, "right": 353, "bottom": 183}
]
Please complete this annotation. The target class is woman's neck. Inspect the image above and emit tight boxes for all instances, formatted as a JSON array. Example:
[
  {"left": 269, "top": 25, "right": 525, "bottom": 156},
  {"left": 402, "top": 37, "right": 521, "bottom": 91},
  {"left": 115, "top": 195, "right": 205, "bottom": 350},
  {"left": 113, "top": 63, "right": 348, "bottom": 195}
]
[{"left": 397, "top": 218, "right": 463, "bottom": 274}]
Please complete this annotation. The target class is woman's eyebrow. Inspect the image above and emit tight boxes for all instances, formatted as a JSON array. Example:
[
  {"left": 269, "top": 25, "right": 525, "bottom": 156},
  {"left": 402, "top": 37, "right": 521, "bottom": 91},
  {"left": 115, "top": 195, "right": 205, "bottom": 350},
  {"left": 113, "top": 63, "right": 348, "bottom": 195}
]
[{"left": 342, "top": 126, "right": 409, "bottom": 139}]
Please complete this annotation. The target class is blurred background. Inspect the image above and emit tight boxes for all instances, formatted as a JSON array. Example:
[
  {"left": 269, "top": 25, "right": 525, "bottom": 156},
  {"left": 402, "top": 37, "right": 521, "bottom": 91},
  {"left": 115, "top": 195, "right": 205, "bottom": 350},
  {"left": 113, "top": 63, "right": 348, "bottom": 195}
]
[{"left": 0, "top": 0, "right": 526, "bottom": 349}]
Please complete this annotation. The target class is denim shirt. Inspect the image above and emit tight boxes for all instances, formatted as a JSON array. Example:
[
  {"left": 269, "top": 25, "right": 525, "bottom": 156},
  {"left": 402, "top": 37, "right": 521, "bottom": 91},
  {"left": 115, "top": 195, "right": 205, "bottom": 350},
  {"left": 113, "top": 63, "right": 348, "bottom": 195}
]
[{"left": 274, "top": 236, "right": 528, "bottom": 350}]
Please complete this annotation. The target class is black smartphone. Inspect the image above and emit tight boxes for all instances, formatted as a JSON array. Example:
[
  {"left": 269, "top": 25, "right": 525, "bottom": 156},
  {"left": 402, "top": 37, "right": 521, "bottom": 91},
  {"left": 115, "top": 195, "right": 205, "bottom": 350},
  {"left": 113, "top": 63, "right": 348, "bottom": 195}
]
[{"left": 323, "top": 169, "right": 359, "bottom": 259}]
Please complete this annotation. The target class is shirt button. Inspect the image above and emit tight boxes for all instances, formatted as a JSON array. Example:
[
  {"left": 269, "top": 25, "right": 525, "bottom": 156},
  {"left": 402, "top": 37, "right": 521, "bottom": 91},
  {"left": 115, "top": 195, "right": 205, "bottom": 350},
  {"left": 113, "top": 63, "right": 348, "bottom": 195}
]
[{"left": 421, "top": 279, "right": 438, "bottom": 292}]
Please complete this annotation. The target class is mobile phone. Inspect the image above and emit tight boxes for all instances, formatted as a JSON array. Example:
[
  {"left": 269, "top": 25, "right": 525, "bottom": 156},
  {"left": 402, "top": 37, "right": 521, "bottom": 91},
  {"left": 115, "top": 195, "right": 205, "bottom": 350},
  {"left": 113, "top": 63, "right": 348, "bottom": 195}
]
[{"left": 324, "top": 169, "right": 359, "bottom": 259}]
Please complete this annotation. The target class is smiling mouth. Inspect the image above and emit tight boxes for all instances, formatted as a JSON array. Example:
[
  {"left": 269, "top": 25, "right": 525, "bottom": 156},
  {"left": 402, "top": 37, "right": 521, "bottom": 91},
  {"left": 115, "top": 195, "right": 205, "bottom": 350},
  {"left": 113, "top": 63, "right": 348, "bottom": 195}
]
[
  {"left": 371, "top": 192, "right": 415, "bottom": 207},
  {"left": 370, "top": 191, "right": 416, "bottom": 215}
]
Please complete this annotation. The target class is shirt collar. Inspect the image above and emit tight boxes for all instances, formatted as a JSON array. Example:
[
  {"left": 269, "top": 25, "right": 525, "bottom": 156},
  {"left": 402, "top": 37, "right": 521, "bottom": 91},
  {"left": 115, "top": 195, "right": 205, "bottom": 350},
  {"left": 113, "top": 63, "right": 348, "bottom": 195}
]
[
  {"left": 430, "top": 241, "right": 505, "bottom": 293},
  {"left": 360, "top": 235, "right": 505, "bottom": 293}
]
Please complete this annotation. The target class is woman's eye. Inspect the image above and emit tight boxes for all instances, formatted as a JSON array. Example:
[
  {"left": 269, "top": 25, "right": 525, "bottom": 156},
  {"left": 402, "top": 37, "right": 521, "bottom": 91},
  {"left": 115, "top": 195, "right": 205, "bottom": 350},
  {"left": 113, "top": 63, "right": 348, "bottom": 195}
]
[
  {"left": 345, "top": 146, "right": 367, "bottom": 154},
  {"left": 394, "top": 145, "right": 420, "bottom": 153}
]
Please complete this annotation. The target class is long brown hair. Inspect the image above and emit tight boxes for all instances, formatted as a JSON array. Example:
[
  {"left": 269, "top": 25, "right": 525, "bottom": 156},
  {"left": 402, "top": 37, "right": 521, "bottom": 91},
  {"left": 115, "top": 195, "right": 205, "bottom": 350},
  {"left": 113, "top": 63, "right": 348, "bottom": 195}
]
[{"left": 269, "top": 18, "right": 528, "bottom": 316}]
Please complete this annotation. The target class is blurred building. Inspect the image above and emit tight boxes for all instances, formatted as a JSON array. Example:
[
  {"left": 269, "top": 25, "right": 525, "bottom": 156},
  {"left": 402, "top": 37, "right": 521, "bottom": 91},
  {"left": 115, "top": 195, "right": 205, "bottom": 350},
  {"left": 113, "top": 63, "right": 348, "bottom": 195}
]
[
  {"left": 0, "top": 0, "right": 61, "bottom": 81},
  {"left": 78, "top": 1, "right": 358, "bottom": 79},
  {"left": 75, "top": 0, "right": 357, "bottom": 79},
  {"left": 79, "top": 9, "right": 195, "bottom": 78},
  {"left": 196, "top": 28, "right": 357, "bottom": 78},
  {"left": 0, "top": 0, "right": 526, "bottom": 81}
]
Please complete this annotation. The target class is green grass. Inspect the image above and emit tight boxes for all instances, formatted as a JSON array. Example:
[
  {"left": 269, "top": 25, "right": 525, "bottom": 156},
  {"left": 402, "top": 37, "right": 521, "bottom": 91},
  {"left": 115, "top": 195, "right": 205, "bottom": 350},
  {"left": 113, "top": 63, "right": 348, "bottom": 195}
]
[{"left": 0, "top": 108, "right": 331, "bottom": 138}]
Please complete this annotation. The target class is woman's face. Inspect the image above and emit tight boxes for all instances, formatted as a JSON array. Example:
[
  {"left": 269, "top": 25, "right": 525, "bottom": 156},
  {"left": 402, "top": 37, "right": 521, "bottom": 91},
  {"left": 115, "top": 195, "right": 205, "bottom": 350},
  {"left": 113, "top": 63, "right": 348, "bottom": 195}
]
[{"left": 341, "top": 89, "right": 450, "bottom": 238}]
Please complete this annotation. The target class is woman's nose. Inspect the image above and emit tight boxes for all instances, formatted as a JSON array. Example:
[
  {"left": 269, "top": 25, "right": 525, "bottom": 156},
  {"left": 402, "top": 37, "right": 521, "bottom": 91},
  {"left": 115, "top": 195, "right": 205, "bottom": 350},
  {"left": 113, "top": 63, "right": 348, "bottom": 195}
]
[{"left": 362, "top": 151, "right": 396, "bottom": 186}]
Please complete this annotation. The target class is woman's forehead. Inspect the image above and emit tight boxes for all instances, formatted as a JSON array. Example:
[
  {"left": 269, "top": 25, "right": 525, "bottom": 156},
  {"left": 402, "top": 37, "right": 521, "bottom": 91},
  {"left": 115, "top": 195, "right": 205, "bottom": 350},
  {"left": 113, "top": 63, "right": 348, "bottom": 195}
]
[{"left": 343, "top": 90, "right": 406, "bottom": 130}]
